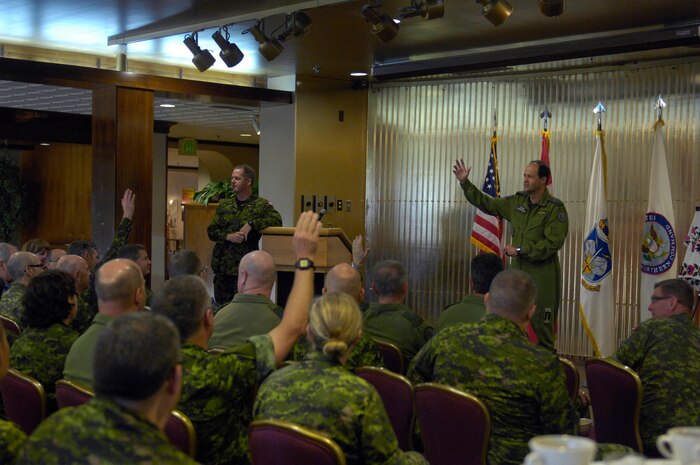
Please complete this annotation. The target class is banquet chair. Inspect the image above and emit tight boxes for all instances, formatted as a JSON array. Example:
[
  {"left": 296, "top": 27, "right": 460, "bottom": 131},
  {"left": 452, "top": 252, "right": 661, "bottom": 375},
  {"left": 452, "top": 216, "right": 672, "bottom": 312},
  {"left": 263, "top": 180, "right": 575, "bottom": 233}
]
[
  {"left": 414, "top": 383, "right": 490, "bottom": 465},
  {"left": 165, "top": 409, "right": 197, "bottom": 458},
  {"left": 249, "top": 419, "right": 346, "bottom": 465},
  {"left": 559, "top": 357, "right": 580, "bottom": 402},
  {"left": 55, "top": 379, "right": 94, "bottom": 408},
  {"left": 0, "top": 368, "right": 47, "bottom": 434},
  {"left": 585, "top": 358, "right": 643, "bottom": 452},
  {"left": 0, "top": 315, "right": 21, "bottom": 337},
  {"left": 373, "top": 339, "right": 405, "bottom": 375},
  {"left": 356, "top": 366, "right": 414, "bottom": 450}
]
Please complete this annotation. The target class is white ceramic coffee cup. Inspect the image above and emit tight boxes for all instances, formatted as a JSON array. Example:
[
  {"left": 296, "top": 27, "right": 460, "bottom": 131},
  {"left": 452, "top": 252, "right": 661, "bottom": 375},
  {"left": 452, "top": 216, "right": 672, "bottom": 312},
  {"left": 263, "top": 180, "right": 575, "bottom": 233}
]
[
  {"left": 524, "top": 435, "right": 597, "bottom": 465},
  {"left": 657, "top": 427, "right": 700, "bottom": 465}
]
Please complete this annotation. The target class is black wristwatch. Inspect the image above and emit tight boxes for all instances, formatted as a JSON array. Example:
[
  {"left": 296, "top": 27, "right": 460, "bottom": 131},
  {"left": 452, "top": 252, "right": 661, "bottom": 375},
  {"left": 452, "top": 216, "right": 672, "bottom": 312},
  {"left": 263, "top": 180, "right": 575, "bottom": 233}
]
[
  {"left": 516, "top": 247, "right": 522, "bottom": 256},
  {"left": 295, "top": 258, "right": 316, "bottom": 270}
]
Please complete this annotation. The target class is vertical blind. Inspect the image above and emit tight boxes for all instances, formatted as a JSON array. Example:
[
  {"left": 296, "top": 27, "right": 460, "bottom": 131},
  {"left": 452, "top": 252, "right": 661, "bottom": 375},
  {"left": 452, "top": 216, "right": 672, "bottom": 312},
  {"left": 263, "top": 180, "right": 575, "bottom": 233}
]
[{"left": 366, "top": 61, "right": 700, "bottom": 356}]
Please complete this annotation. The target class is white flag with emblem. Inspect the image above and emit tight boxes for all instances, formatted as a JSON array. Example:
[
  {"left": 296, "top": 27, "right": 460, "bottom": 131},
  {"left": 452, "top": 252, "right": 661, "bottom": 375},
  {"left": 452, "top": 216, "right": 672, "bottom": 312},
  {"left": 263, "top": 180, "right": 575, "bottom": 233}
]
[
  {"left": 579, "top": 130, "right": 615, "bottom": 357},
  {"left": 639, "top": 119, "right": 677, "bottom": 323}
]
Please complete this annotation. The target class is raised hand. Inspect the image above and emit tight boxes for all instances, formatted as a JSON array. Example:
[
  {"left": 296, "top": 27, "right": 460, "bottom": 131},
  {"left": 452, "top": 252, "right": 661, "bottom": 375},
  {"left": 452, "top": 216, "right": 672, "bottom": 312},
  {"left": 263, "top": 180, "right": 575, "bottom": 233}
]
[
  {"left": 121, "top": 189, "right": 135, "bottom": 220},
  {"left": 452, "top": 159, "right": 472, "bottom": 184}
]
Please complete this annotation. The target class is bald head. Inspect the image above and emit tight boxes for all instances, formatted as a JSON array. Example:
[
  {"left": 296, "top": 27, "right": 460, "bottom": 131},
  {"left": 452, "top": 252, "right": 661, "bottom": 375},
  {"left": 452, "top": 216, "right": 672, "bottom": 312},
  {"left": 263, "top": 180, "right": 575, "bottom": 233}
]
[
  {"left": 48, "top": 249, "right": 67, "bottom": 269},
  {"left": 8, "top": 252, "right": 42, "bottom": 284},
  {"left": 485, "top": 270, "right": 536, "bottom": 325},
  {"left": 96, "top": 259, "right": 145, "bottom": 314},
  {"left": 0, "top": 243, "right": 17, "bottom": 283},
  {"left": 57, "top": 254, "right": 91, "bottom": 293},
  {"left": 237, "top": 251, "right": 277, "bottom": 295},
  {"left": 325, "top": 263, "right": 364, "bottom": 303}
]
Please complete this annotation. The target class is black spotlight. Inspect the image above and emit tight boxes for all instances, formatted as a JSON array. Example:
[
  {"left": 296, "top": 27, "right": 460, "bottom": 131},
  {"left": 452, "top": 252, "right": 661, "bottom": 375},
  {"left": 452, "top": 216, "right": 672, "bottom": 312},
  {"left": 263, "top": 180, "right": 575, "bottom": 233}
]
[
  {"left": 212, "top": 27, "right": 244, "bottom": 68},
  {"left": 476, "top": 0, "right": 512, "bottom": 27},
  {"left": 183, "top": 32, "right": 216, "bottom": 72},
  {"left": 250, "top": 22, "right": 284, "bottom": 62},
  {"left": 539, "top": 0, "right": 564, "bottom": 17},
  {"left": 398, "top": 0, "right": 444, "bottom": 20},
  {"left": 277, "top": 12, "right": 313, "bottom": 41},
  {"left": 361, "top": 4, "right": 399, "bottom": 42}
]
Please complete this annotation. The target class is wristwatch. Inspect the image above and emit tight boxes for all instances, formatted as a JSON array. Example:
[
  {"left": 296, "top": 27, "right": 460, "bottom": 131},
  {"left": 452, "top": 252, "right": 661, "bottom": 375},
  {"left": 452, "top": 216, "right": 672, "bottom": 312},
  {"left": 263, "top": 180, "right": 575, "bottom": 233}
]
[
  {"left": 516, "top": 247, "right": 522, "bottom": 256},
  {"left": 295, "top": 258, "right": 316, "bottom": 270}
]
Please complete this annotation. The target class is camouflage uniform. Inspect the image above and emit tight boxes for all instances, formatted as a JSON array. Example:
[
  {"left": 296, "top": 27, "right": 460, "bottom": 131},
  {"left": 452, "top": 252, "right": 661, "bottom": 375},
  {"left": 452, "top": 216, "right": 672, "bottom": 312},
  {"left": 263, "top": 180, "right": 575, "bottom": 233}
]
[
  {"left": 613, "top": 313, "right": 700, "bottom": 456},
  {"left": 208, "top": 294, "right": 283, "bottom": 349},
  {"left": 63, "top": 313, "right": 113, "bottom": 389},
  {"left": 436, "top": 294, "right": 486, "bottom": 332},
  {"left": 0, "top": 282, "right": 26, "bottom": 325},
  {"left": 207, "top": 196, "right": 282, "bottom": 304},
  {"left": 290, "top": 334, "right": 385, "bottom": 371},
  {"left": 363, "top": 303, "right": 434, "bottom": 361},
  {"left": 254, "top": 351, "right": 428, "bottom": 465},
  {"left": 178, "top": 334, "right": 276, "bottom": 465},
  {"left": 408, "top": 314, "right": 577, "bottom": 465},
  {"left": 0, "top": 419, "right": 26, "bottom": 465},
  {"left": 72, "top": 218, "right": 132, "bottom": 334},
  {"left": 460, "top": 179, "right": 568, "bottom": 351},
  {"left": 10, "top": 323, "right": 78, "bottom": 412},
  {"left": 13, "top": 396, "right": 199, "bottom": 465}
]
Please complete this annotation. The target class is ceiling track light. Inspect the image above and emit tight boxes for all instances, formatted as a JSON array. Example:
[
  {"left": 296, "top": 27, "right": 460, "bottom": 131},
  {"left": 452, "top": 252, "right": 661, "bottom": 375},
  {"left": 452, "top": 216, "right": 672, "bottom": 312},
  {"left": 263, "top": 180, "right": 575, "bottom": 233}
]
[
  {"left": 212, "top": 27, "right": 244, "bottom": 68},
  {"left": 277, "top": 12, "right": 313, "bottom": 42},
  {"left": 183, "top": 32, "right": 216, "bottom": 72},
  {"left": 538, "top": 0, "right": 564, "bottom": 17},
  {"left": 250, "top": 22, "right": 284, "bottom": 62},
  {"left": 476, "top": 0, "right": 512, "bottom": 27},
  {"left": 361, "top": 4, "right": 399, "bottom": 42},
  {"left": 398, "top": 0, "right": 444, "bottom": 21}
]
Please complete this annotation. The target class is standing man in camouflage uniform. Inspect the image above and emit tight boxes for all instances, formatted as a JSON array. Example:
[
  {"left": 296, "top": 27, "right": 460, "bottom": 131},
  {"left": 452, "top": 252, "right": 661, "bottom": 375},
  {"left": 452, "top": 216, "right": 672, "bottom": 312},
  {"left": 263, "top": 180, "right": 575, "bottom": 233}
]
[
  {"left": 152, "top": 211, "right": 319, "bottom": 465},
  {"left": 409, "top": 270, "right": 577, "bottom": 465},
  {"left": 208, "top": 164, "right": 282, "bottom": 305},
  {"left": 14, "top": 312, "right": 198, "bottom": 465},
  {"left": 613, "top": 279, "right": 700, "bottom": 457},
  {"left": 453, "top": 159, "right": 568, "bottom": 351}
]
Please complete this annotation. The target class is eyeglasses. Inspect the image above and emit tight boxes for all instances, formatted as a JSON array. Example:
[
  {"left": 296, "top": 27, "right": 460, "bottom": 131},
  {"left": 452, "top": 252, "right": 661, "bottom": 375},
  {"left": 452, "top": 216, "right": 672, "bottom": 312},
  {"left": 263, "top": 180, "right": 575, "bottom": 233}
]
[
  {"left": 199, "top": 266, "right": 208, "bottom": 274},
  {"left": 26, "top": 264, "right": 44, "bottom": 269},
  {"left": 649, "top": 295, "right": 673, "bottom": 303}
]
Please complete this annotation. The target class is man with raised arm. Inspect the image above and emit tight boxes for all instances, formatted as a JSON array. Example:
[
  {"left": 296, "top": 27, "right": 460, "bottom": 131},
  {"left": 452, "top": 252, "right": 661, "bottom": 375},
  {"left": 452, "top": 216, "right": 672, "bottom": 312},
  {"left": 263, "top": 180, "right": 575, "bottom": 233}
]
[
  {"left": 152, "top": 211, "right": 319, "bottom": 465},
  {"left": 453, "top": 159, "right": 568, "bottom": 352}
]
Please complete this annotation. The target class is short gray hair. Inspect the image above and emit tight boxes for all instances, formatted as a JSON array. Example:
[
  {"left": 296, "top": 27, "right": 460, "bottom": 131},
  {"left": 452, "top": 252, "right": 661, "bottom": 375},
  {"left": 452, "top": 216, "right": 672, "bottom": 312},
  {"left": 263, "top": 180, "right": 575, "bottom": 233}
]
[
  {"left": 372, "top": 260, "right": 407, "bottom": 296},
  {"left": 488, "top": 270, "right": 536, "bottom": 317},
  {"left": 152, "top": 275, "right": 210, "bottom": 341}
]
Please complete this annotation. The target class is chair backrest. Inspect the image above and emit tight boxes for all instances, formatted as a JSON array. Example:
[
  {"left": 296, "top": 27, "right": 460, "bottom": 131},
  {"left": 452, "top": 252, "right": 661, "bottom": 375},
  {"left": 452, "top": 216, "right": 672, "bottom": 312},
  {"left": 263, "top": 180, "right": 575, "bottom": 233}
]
[
  {"left": 55, "top": 379, "right": 94, "bottom": 409},
  {"left": 355, "top": 366, "right": 414, "bottom": 450},
  {"left": 414, "top": 383, "right": 490, "bottom": 465},
  {"left": 373, "top": 339, "right": 405, "bottom": 375},
  {"left": 0, "top": 368, "right": 47, "bottom": 435},
  {"left": 249, "top": 419, "right": 346, "bottom": 465},
  {"left": 164, "top": 409, "right": 197, "bottom": 458},
  {"left": 0, "top": 315, "right": 21, "bottom": 337},
  {"left": 559, "top": 357, "right": 580, "bottom": 402},
  {"left": 585, "top": 358, "right": 643, "bottom": 452}
]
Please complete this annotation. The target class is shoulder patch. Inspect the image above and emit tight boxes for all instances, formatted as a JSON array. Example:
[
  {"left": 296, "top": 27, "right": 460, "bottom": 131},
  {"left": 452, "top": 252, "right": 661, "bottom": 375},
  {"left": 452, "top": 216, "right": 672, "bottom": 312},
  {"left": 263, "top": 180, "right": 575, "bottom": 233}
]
[{"left": 558, "top": 211, "right": 567, "bottom": 222}]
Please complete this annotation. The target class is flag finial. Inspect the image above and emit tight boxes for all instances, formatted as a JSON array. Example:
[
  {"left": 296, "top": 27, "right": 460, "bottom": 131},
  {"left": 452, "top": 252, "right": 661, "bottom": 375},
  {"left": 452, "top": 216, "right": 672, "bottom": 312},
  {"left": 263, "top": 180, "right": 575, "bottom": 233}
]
[
  {"left": 654, "top": 95, "right": 666, "bottom": 121},
  {"left": 492, "top": 110, "right": 498, "bottom": 136},
  {"left": 593, "top": 101, "right": 607, "bottom": 131},
  {"left": 539, "top": 107, "right": 552, "bottom": 131}
]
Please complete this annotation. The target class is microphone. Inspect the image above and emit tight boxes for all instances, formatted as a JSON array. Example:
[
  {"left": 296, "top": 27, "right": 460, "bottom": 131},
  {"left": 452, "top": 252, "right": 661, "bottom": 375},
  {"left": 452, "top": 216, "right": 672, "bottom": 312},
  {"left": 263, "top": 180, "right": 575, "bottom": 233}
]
[{"left": 318, "top": 208, "right": 327, "bottom": 221}]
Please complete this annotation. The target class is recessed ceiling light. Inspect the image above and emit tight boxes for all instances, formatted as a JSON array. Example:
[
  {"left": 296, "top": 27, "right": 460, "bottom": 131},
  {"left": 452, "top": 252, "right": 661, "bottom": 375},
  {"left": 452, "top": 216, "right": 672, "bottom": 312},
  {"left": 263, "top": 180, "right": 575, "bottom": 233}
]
[
  {"left": 39, "top": 142, "right": 50, "bottom": 146},
  {"left": 160, "top": 103, "right": 176, "bottom": 108},
  {"left": 350, "top": 72, "right": 368, "bottom": 77},
  {"left": 240, "top": 133, "right": 253, "bottom": 137}
]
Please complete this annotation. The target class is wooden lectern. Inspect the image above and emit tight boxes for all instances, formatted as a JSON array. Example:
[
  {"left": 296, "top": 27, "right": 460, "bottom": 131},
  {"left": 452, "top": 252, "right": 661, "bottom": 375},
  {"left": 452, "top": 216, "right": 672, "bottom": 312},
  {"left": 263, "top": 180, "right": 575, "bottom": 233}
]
[{"left": 261, "top": 227, "right": 352, "bottom": 305}]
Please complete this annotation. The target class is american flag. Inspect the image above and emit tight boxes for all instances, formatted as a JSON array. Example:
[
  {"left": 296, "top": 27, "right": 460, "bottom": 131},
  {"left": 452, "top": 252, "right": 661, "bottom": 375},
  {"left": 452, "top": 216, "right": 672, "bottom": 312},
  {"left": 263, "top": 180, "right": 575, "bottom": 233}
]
[
  {"left": 470, "top": 136, "right": 503, "bottom": 256},
  {"left": 541, "top": 129, "right": 553, "bottom": 188}
]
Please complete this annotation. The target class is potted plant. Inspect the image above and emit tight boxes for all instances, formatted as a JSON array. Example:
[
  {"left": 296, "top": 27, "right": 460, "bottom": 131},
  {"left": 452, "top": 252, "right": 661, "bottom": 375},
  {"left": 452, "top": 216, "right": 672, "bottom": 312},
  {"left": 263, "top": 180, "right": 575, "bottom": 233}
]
[
  {"left": 0, "top": 155, "right": 25, "bottom": 242},
  {"left": 193, "top": 180, "right": 233, "bottom": 206}
]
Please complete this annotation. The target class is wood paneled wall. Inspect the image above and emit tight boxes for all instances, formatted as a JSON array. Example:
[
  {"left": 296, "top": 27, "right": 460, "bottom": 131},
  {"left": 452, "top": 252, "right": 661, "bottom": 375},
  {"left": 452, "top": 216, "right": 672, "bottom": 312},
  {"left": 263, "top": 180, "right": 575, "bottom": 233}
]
[{"left": 21, "top": 143, "right": 92, "bottom": 246}]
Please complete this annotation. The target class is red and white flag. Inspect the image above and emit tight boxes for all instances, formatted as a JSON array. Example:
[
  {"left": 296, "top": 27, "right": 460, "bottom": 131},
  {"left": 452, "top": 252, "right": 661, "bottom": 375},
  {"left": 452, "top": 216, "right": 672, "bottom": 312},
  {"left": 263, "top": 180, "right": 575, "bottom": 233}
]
[{"left": 470, "top": 135, "right": 503, "bottom": 256}]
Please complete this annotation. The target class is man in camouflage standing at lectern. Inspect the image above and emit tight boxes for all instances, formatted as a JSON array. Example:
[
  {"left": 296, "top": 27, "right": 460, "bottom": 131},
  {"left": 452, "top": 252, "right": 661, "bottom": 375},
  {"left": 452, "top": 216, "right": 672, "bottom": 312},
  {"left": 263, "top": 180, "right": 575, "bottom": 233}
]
[{"left": 208, "top": 164, "right": 281, "bottom": 305}]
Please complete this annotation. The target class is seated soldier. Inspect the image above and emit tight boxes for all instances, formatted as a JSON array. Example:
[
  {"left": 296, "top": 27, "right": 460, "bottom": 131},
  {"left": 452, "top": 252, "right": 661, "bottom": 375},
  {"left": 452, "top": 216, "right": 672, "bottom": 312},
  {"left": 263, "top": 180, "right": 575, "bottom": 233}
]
[
  {"left": 0, "top": 252, "right": 43, "bottom": 325},
  {"left": 254, "top": 292, "right": 427, "bottom": 465},
  {"left": 290, "top": 262, "right": 384, "bottom": 370},
  {"left": 613, "top": 278, "right": 700, "bottom": 456},
  {"left": 14, "top": 312, "right": 197, "bottom": 464},
  {"left": 10, "top": 270, "right": 79, "bottom": 412},
  {"left": 363, "top": 260, "right": 434, "bottom": 361},
  {"left": 208, "top": 250, "right": 283, "bottom": 349},
  {"left": 409, "top": 270, "right": 577, "bottom": 465},
  {"left": 0, "top": 324, "right": 27, "bottom": 463},
  {"left": 437, "top": 252, "right": 503, "bottom": 332},
  {"left": 151, "top": 210, "right": 319, "bottom": 465}
]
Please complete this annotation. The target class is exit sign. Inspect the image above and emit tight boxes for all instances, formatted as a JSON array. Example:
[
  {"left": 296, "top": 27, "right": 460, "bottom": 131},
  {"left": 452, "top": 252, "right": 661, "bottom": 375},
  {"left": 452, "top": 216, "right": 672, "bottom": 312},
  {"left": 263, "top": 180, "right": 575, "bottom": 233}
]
[{"left": 178, "top": 138, "right": 198, "bottom": 156}]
